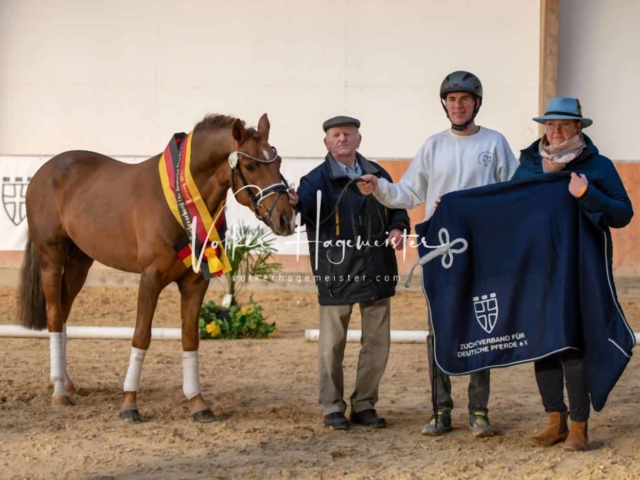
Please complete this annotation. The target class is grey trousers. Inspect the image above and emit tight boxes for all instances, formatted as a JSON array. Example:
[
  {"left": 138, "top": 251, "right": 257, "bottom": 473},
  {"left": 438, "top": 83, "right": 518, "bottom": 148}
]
[
  {"left": 318, "top": 297, "right": 391, "bottom": 415},
  {"left": 427, "top": 333, "right": 490, "bottom": 415}
]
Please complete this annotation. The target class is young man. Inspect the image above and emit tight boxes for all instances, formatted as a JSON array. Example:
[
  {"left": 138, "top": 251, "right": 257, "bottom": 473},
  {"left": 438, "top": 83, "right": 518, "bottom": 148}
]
[
  {"left": 358, "top": 71, "right": 518, "bottom": 437},
  {"left": 289, "top": 116, "right": 410, "bottom": 430}
]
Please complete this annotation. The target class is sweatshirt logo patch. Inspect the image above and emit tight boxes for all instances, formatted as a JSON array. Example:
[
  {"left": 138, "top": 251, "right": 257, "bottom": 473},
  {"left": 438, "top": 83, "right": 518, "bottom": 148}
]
[{"left": 478, "top": 152, "right": 494, "bottom": 167}]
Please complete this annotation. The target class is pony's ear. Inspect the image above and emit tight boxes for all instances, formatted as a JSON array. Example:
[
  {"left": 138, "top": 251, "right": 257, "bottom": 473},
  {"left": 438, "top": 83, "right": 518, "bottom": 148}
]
[
  {"left": 258, "top": 113, "right": 270, "bottom": 142},
  {"left": 232, "top": 118, "right": 246, "bottom": 144}
]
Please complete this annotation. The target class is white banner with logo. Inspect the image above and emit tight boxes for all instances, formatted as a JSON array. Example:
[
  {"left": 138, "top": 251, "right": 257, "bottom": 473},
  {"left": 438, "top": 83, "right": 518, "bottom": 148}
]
[
  {"left": 0, "top": 155, "right": 320, "bottom": 254},
  {"left": 1, "top": 156, "right": 48, "bottom": 250}
]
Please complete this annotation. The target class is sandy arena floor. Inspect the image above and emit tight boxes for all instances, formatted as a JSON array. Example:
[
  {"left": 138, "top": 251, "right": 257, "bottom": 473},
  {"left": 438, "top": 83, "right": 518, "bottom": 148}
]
[{"left": 1, "top": 281, "right": 639, "bottom": 479}]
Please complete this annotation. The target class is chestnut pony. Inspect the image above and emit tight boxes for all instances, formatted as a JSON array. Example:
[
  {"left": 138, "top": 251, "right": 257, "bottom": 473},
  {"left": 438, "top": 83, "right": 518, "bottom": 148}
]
[{"left": 18, "top": 114, "right": 295, "bottom": 423}]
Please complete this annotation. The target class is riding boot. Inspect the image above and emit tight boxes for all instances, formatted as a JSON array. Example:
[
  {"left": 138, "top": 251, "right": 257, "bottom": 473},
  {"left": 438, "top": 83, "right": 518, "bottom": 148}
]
[
  {"left": 530, "top": 412, "right": 569, "bottom": 446},
  {"left": 563, "top": 420, "right": 588, "bottom": 451}
]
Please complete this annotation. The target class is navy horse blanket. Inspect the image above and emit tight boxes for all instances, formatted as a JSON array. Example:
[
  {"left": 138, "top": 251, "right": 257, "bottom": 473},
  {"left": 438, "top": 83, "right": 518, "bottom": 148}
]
[{"left": 416, "top": 174, "right": 635, "bottom": 411}]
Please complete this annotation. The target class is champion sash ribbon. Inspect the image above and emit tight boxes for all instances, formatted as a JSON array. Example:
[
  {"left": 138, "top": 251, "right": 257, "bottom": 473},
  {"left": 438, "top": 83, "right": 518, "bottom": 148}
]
[
  {"left": 417, "top": 174, "right": 635, "bottom": 411},
  {"left": 158, "top": 132, "right": 231, "bottom": 279}
]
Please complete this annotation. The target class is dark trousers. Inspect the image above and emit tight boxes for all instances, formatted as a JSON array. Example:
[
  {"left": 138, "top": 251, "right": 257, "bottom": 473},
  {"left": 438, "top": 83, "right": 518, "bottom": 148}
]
[
  {"left": 534, "top": 349, "right": 590, "bottom": 422},
  {"left": 427, "top": 334, "right": 490, "bottom": 414}
]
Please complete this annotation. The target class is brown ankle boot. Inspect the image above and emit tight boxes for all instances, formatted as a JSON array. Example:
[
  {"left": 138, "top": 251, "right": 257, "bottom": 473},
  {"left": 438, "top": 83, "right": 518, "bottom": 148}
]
[
  {"left": 563, "top": 420, "right": 588, "bottom": 451},
  {"left": 530, "top": 412, "right": 569, "bottom": 446}
]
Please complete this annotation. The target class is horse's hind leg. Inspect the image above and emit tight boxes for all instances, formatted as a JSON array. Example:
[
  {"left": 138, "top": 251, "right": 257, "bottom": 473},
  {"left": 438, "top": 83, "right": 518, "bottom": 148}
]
[
  {"left": 36, "top": 238, "right": 73, "bottom": 406},
  {"left": 178, "top": 275, "right": 214, "bottom": 423},
  {"left": 60, "top": 245, "right": 94, "bottom": 394}
]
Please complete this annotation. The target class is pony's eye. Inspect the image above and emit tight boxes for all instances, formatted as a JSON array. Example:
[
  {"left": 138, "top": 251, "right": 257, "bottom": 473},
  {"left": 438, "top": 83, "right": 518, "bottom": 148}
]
[{"left": 244, "top": 163, "right": 256, "bottom": 172}]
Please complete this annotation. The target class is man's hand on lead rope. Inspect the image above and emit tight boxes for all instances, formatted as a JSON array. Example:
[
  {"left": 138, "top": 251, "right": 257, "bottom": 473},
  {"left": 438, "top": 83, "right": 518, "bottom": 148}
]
[
  {"left": 357, "top": 174, "right": 378, "bottom": 195},
  {"left": 288, "top": 189, "right": 299, "bottom": 207},
  {"left": 388, "top": 228, "right": 405, "bottom": 250}
]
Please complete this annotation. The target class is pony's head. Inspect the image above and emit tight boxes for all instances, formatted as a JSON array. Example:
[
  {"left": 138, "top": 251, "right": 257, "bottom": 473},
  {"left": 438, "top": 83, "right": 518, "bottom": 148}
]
[
  {"left": 192, "top": 114, "right": 296, "bottom": 237},
  {"left": 228, "top": 114, "right": 295, "bottom": 236}
]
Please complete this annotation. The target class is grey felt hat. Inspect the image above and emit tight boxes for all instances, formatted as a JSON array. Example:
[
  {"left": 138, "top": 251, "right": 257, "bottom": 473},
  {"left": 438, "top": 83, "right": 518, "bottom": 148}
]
[{"left": 322, "top": 115, "right": 361, "bottom": 132}]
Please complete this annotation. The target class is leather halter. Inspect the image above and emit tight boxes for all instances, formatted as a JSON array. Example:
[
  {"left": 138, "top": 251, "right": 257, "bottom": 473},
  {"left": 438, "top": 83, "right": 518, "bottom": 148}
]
[{"left": 229, "top": 146, "right": 291, "bottom": 231}]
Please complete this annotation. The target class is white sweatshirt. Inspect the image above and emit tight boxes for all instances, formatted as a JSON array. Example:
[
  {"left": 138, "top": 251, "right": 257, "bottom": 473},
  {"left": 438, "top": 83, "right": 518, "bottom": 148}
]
[{"left": 375, "top": 127, "right": 518, "bottom": 221}]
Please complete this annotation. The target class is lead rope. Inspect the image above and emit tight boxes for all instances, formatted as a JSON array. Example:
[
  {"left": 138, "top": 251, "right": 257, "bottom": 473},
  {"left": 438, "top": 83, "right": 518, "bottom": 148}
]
[
  {"left": 404, "top": 244, "right": 450, "bottom": 288},
  {"left": 404, "top": 228, "right": 468, "bottom": 288},
  {"left": 295, "top": 176, "right": 365, "bottom": 228}
]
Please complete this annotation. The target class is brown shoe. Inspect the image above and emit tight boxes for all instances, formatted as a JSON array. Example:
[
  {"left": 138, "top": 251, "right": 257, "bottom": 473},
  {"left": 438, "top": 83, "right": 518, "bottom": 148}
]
[
  {"left": 563, "top": 420, "right": 588, "bottom": 451},
  {"left": 530, "top": 412, "right": 569, "bottom": 446}
]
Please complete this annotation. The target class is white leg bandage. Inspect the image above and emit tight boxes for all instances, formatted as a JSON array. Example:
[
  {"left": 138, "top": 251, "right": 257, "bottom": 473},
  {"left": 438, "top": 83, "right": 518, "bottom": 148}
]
[
  {"left": 50, "top": 332, "right": 66, "bottom": 396},
  {"left": 182, "top": 351, "right": 201, "bottom": 400},
  {"left": 123, "top": 347, "right": 147, "bottom": 393},
  {"left": 61, "top": 325, "right": 67, "bottom": 367}
]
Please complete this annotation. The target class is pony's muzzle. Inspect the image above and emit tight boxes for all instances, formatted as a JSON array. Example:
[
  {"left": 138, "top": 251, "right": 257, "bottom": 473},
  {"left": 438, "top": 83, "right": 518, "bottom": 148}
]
[{"left": 278, "top": 212, "right": 295, "bottom": 236}]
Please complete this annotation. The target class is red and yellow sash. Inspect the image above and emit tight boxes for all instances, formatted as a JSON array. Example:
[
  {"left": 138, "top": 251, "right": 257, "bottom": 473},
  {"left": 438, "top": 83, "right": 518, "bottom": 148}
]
[{"left": 158, "top": 131, "right": 231, "bottom": 279}]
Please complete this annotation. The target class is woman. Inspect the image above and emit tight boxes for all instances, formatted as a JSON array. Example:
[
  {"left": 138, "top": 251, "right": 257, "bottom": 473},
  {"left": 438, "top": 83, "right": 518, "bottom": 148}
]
[{"left": 513, "top": 97, "right": 633, "bottom": 451}]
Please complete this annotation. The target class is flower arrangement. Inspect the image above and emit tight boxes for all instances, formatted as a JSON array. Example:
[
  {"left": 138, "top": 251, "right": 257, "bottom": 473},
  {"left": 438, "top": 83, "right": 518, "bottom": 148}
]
[
  {"left": 199, "top": 224, "right": 282, "bottom": 340},
  {"left": 199, "top": 299, "right": 277, "bottom": 340}
]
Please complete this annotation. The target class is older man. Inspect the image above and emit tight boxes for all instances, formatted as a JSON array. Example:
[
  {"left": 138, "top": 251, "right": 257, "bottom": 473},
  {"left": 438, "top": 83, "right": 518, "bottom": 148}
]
[{"left": 289, "top": 116, "right": 410, "bottom": 430}]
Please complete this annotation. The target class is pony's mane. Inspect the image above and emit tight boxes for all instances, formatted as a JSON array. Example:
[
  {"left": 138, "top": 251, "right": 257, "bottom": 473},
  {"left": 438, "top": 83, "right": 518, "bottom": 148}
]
[{"left": 195, "top": 114, "right": 261, "bottom": 140}]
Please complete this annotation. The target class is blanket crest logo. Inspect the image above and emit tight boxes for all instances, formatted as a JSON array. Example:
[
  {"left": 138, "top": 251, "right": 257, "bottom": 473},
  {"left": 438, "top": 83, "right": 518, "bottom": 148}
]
[{"left": 473, "top": 293, "right": 499, "bottom": 334}]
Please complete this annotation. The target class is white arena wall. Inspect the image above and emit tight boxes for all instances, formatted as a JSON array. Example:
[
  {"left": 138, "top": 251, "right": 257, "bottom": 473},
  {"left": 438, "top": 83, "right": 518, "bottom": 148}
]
[
  {"left": 558, "top": 0, "right": 640, "bottom": 162},
  {"left": 0, "top": 0, "right": 540, "bottom": 158},
  {"left": 0, "top": 0, "right": 541, "bottom": 268}
]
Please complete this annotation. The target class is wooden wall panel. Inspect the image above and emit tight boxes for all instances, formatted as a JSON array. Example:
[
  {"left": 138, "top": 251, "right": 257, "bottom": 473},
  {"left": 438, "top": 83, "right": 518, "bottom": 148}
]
[
  {"left": 539, "top": 0, "right": 559, "bottom": 135},
  {"left": 611, "top": 163, "right": 640, "bottom": 277}
]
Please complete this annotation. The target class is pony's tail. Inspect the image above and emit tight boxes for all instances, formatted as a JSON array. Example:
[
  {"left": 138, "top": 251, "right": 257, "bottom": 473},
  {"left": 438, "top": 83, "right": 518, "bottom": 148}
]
[{"left": 18, "top": 236, "right": 47, "bottom": 330}]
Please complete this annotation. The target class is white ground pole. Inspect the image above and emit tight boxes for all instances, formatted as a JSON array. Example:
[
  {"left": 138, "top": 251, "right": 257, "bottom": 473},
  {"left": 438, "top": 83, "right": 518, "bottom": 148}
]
[
  {"left": 305, "top": 329, "right": 432, "bottom": 343},
  {"left": 304, "top": 329, "right": 640, "bottom": 344},
  {"left": 0, "top": 326, "right": 182, "bottom": 340},
  {"left": 1, "top": 326, "right": 639, "bottom": 343}
]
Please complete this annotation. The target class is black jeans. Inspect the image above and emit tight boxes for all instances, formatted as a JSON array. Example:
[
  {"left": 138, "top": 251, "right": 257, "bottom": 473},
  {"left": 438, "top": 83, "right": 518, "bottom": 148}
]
[
  {"left": 427, "top": 334, "right": 490, "bottom": 415},
  {"left": 534, "top": 349, "right": 590, "bottom": 422}
]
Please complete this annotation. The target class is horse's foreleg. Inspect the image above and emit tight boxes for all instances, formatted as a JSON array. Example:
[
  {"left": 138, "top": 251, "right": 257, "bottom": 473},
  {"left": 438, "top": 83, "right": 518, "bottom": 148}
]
[
  {"left": 120, "top": 347, "right": 147, "bottom": 423},
  {"left": 178, "top": 276, "right": 214, "bottom": 423},
  {"left": 120, "top": 271, "right": 164, "bottom": 423}
]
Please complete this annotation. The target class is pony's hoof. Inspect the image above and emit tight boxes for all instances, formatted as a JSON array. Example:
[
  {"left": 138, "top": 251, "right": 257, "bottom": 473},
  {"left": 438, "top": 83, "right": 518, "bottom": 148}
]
[
  {"left": 120, "top": 410, "right": 142, "bottom": 423},
  {"left": 51, "top": 395, "right": 74, "bottom": 406},
  {"left": 65, "top": 384, "right": 77, "bottom": 395},
  {"left": 192, "top": 409, "right": 215, "bottom": 423}
]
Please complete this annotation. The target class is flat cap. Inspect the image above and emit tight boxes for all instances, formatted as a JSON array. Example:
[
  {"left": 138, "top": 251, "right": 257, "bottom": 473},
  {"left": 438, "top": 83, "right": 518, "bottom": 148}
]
[{"left": 322, "top": 115, "right": 361, "bottom": 132}]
